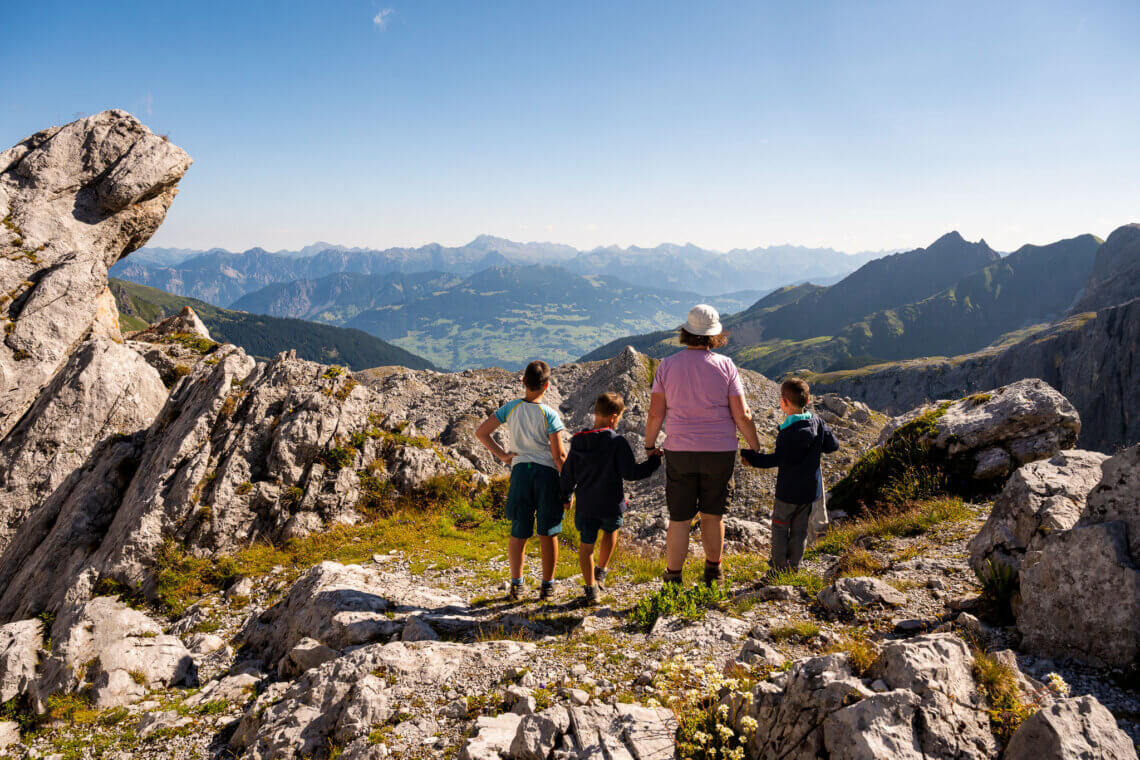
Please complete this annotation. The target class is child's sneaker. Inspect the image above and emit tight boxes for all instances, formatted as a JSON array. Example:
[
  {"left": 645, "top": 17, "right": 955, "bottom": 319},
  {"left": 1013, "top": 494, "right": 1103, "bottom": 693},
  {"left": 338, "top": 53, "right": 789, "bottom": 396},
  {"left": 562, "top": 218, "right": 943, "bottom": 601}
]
[
  {"left": 594, "top": 567, "right": 608, "bottom": 589},
  {"left": 508, "top": 579, "right": 524, "bottom": 601},
  {"left": 582, "top": 585, "right": 598, "bottom": 606},
  {"left": 539, "top": 580, "right": 555, "bottom": 601}
]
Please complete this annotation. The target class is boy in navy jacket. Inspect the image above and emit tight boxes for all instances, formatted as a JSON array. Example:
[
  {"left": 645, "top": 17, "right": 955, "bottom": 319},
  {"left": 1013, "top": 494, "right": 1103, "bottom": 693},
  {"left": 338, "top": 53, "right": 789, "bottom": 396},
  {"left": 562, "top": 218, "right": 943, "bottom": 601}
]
[
  {"left": 560, "top": 392, "right": 661, "bottom": 605},
  {"left": 742, "top": 378, "right": 839, "bottom": 571}
]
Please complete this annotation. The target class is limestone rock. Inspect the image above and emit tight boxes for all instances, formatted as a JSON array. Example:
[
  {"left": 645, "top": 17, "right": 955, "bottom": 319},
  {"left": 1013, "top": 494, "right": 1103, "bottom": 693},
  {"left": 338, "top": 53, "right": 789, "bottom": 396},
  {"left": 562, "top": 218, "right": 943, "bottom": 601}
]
[
  {"left": 818, "top": 576, "right": 906, "bottom": 614},
  {"left": 968, "top": 449, "right": 1108, "bottom": 577},
  {"left": 737, "top": 638, "right": 788, "bottom": 669},
  {"left": 0, "top": 618, "right": 41, "bottom": 703},
  {"left": 233, "top": 640, "right": 533, "bottom": 759},
  {"left": 0, "top": 720, "right": 20, "bottom": 751},
  {"left": 0, "top": 339, "right": 166, "bottom": 553},
  {"left": 127, "top": 305, "right": 212, "bottom": 343},
  {"left": 0, "top": 110, "right": 189, "bottom": 446},
  {"left": 509, "top": 706, "right": 570, "bottom": 760},
  {"left": 36, "top": 596, "right": 196, "bottom": 709},
  {"left": 1005, "top": 696, "right": 1139, "bottom": 760},
  {"left": 238, "top": 562, "right": 395, "bottom": 668},
  {"left": 877, "top": 379, "right": 1080, "bottom": 481},
  {"left": 822, "top": 690, "right": 924, "bottom": 760},
  {"left": 460, "top": 713, "right": 522, "bottom": 760},
  {"left": 1018, "top": 445, "right": 1140, "bottom": 667}
]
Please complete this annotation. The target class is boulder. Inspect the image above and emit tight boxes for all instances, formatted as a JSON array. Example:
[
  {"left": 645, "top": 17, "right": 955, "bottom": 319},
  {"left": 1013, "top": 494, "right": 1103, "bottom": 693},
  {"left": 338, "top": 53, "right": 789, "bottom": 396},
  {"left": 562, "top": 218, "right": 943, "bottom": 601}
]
[
  {"left": 737, "top": 638, "right": 788, "bottom": 670},
  {"left": 1018, "top": 445, "right": 1140, "bottom": 667},
  {"left": 968, "top": 449, "right": 1108, "bottom": 577},
  {"left": 0, "top": 720, "right": 20, "bottom": 751},
  {"left": 1005, "top": 696, "right": 1139, "bottom": 760},
  {"left": 877, "top": 379, "right": 1080, "bottom": 480},
  {"left": 725, "top": 636, "right": 1001, "bottom": 760},
  {"left": 36, "top": 596, "right": 196, "bottom": 709},
  {"left": 509, "top": 706, "right": 570, "bottom": 760},
  {"left": 818, "top": 577, "right": 906, "bottom": 614},
  {"left": 0, "top": 618, "right": 40, "bottom": 703}
]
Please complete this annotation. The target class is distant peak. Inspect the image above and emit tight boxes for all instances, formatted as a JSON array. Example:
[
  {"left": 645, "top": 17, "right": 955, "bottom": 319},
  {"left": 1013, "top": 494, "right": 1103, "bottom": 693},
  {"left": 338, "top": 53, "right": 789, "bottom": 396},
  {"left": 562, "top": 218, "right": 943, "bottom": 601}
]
[{"left": 931, "top": 231, "right": 966, "bottom": 246}]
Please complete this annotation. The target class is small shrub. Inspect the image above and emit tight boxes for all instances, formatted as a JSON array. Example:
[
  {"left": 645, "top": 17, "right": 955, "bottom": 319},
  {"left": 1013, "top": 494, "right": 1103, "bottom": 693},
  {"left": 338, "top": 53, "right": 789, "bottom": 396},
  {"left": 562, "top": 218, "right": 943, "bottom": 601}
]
[
  {"left": 236, "top": 481, "right": 253, "bottom": 495},
  {"left": 161, "top": 332, "right": 218, "bottom": 355},
  {"left": 319, "top": 446, "right": 355, "bottom": 472},
  {"left": 834, "top": 547, "right": 885, "bottom": 578},
  {"left": 129, "top": 669, "right": 148, "bottom": 685},
  {"left": 629, "top": 582, "right": 726, "bottom": 630},
  {"left": 825, "top": 634, "right": 878, "bottom": 675},
  {"left": 967, "top": 392, "right": 992, "bottom": 406},
  {"left": 975, "top": 559, "right": 1018, "bottom": 623}
]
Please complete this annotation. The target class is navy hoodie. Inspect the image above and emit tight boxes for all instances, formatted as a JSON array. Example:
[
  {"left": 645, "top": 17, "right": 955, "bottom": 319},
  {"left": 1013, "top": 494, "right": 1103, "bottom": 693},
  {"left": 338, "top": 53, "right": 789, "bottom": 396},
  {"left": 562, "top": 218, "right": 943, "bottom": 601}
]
[
  {"left": 559, "top": 429, "right": 662, "bottom": 519},
  {"left": 741, "top": 413, "right": 839, "bottom": 504}
]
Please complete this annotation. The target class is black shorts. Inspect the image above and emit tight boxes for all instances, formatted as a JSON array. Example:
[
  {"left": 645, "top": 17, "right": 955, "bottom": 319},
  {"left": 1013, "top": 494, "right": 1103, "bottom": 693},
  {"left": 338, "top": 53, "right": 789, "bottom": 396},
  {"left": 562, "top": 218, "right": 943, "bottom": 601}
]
[{"left": 664, "top": 450, "right": 737, "bottom": 522}]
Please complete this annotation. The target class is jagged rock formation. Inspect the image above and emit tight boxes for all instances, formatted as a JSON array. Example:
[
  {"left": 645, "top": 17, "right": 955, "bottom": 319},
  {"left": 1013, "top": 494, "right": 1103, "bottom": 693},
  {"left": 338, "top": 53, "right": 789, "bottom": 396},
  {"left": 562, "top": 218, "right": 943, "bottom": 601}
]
[
  {"left": 1004, "top": 696, "right": 1140, "bottom": 760},
  {"left": 968, "top": 450, "right": 1108, "bottom": 578},
  {"left": 1018, "top": 444, "right": 1140, "bottom": 667},
  {"left": 812, "top": 224, "right": 1140, "bottom": 453},
  {"left": 0, "top": 110, "right": 189, "bottom": 553}
]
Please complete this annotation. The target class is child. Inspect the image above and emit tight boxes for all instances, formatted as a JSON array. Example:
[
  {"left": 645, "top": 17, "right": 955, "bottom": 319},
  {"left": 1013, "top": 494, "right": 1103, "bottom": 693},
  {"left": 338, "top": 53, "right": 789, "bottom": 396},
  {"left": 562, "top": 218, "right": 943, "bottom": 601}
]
[
  {"left": 741, "top": 378, "right": 839, "bottom": 572},
  {"left": 559, "top": 392, "right": 662, "bottom": 605},
  {"left": 475, "top": 360, "right": 568, "bottom": 601}
]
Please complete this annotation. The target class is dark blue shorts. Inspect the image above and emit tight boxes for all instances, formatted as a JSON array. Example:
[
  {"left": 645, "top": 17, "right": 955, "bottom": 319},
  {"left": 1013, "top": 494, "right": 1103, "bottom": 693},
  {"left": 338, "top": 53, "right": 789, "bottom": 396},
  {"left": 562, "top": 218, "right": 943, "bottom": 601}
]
[
  {"left": 505, "top": 462, "right": 564, "bottom": 539},
  {"left": 574, "top": 513, "right": 624, "bottom": 545}
]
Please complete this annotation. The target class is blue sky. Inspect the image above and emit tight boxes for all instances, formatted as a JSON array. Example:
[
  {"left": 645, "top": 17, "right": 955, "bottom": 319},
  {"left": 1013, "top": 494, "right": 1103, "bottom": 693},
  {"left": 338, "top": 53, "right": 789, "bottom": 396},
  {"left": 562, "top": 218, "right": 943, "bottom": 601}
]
[{"left": 4, "top": 0, "right": 1138, "bottom": 253}]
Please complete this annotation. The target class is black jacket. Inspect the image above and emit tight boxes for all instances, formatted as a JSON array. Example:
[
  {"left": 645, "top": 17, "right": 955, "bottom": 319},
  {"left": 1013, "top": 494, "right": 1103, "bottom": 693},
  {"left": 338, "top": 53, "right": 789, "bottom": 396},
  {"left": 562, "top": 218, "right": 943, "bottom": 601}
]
[
  {"left": 559, "top": 429, "right": 662, "bottom": 518},
  {"left": 741, "top": 414, "right": 839, "bottom": 504}
]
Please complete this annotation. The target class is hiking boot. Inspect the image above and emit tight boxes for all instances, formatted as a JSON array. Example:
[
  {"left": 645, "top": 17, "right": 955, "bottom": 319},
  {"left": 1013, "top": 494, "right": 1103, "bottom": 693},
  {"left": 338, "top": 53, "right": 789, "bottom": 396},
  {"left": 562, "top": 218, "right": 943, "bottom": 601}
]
[
  {"left": 583, "top": 585, "right": 598, "bottom": 606},
  {"left": 508, "top": 581, "right": 523, "bottom": 601},
  {"left": 703, "top": 561, "right": 722, "bottom": 586},
  {"left": 539, "top": 581, "right": 555, "bottom": 601},
  {"left": 594, "top": 567, "right": 608, "bottom": 589},
  {"left": 662, "top": 569, "right": 683, "bottom": 586}
]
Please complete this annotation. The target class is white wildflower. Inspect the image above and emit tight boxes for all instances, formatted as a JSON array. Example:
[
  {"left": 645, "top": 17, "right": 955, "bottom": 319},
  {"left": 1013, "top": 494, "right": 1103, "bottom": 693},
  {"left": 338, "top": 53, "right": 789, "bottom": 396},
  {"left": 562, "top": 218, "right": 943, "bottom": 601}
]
[
  {"left": 740, "top": 715, "right": 758, "bottom": 734},
  {"left": 1046, "top": 672, "right": 1071, "bottom": 697}
]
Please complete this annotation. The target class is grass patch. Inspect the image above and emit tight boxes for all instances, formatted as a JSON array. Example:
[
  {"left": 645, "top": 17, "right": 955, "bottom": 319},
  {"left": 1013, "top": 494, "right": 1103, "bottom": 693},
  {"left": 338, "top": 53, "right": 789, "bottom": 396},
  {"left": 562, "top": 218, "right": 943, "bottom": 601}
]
[
  {"left": 764, "top": 567, "right": 826, "bottom": 596},
  {"left": 824, "top": 632, "right": 878, "bottom": 675},
  {"left": 159, "top": 332, "right": 219, "bottom": 355},
  {"left": 974, "top": 559, "right": 1018, "bottom": 624},
  {"left": 829, "top": 403, "right": 956, "bottom": 513},
  {"left": 629, "top": 582, "right": 727, "bottom": 630},
  {"left": 833, "top": 547, "right": 885, "bottom": 577},
  {"left": 770, "top": 620, "right": 821, "bottom": 643},
  {"left": 808, "top": 497, "right": 974, "bottom": 558},
  {"left": 972, "top": 647, "right": 1035, "bottom": 745}
]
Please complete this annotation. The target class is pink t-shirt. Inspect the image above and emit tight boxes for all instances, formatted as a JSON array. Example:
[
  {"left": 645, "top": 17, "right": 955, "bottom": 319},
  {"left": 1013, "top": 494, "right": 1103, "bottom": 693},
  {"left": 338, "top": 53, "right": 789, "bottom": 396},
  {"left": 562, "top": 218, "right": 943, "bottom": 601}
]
[{"left": 651, "top": 349, "right": 745, "bottom": 452}]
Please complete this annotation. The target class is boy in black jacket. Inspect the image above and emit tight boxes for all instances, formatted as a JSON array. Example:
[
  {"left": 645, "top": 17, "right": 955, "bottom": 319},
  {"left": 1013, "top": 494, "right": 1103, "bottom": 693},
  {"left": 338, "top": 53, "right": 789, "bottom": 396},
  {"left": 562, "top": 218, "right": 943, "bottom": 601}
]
[
  {"left": 560, "top": 392, "right": 662, "bottom": 605},
  {"left": 742, "top": 378, "right": 839, "bottom": 571}
]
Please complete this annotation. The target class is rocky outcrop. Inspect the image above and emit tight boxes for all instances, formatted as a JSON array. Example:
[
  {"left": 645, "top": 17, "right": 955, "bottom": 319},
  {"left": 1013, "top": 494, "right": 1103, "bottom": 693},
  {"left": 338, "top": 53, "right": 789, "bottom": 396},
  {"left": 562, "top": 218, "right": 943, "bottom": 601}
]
[
  {"left": 0, "top": 339, "right": 166, "bottom": 553},
  {"left": 813, "top": 295, "right": 1140, "bottom": 453},
  {"left": 232, "top": 640, "right": 535, "bottom": 759},
  {"left": 968, "top": 450, "right": 1108, "bottom": 577},
  {"left": 876, "top": 379, "right": 1080, "bottom": 481},
  {"left": 1018, "top": 445, "right": 1140, "bottom": 667},
  {"left": 36, "top": 596, "right": 195, "bottom": 709},
  {"left": 1072, "top": 223, "right": 1140, "bottom": 313},
  {"left": 0, "top": 111, "right": 189, "bottom": 550}
]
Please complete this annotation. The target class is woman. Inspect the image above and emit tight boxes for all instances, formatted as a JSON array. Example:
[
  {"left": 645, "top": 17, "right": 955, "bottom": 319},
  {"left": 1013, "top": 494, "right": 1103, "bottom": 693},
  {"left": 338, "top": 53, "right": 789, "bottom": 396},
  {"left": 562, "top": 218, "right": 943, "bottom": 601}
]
[{"left": 645, "top": 304, "right": 761, "bottom": 584}]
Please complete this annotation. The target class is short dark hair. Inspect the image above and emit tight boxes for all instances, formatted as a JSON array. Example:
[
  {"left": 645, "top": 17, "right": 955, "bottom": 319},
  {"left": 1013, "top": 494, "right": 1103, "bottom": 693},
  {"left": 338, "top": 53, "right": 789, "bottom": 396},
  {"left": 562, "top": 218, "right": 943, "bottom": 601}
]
[
  {"left": 523, "top": 360, "right": 550, "bottom": 391},
  {"left": 781, "top": 378, "right": 810, "bottom": 409},
  {"left": 594, "top": 392, "right": 625, "bottom": 417},
  {"left": 679, "top": 327, "right": 729, "bottom": 350}
]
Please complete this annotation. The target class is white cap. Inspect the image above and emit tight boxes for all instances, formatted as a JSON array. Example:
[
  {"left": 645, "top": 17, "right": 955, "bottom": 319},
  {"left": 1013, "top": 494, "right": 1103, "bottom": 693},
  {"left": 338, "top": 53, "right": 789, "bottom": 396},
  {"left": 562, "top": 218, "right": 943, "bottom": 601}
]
[{"left": 683, "top": 304, "right": 722, "bottom": 336}]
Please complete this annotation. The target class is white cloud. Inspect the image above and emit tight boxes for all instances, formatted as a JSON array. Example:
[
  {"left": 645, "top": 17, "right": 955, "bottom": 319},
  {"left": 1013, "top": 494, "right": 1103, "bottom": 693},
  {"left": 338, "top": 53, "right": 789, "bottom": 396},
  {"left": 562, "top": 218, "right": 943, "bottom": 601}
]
[{"left": 373, "top": 8, "right": 394, "bottom": 28}]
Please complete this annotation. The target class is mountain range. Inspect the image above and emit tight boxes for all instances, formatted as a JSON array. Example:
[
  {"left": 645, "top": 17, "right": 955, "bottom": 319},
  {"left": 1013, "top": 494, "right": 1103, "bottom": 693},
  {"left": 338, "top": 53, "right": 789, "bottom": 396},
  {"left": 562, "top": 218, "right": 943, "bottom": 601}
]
[
  {"left": 112, "top": 236, "right": 890, "bottom": 305},
  {"left": 581, "top": 231, "right": 1103, "bottom": 378}
]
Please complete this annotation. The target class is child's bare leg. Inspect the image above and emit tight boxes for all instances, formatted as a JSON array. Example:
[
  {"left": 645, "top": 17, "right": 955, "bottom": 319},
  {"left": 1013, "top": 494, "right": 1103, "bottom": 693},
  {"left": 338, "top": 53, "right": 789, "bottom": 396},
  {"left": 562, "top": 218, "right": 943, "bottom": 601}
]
[
  {"left": 538, "top": 535, "right": 558, "bottom": 582},
  {"left": 509, "top": 536, "right": 527, "bottom": 579},
  {"left": 578, "top": 542, "right": 595, "bottom": 585},
  {"left": 597, "top": 530, "right": 618, "bottom": 571},
  {"left": 665, "top": 520, "right": 690, "bottom": 575}
]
